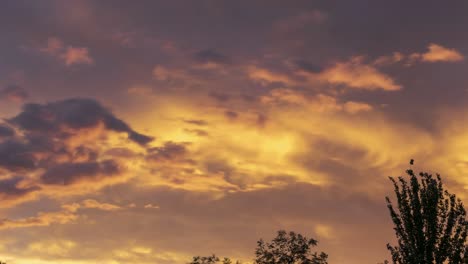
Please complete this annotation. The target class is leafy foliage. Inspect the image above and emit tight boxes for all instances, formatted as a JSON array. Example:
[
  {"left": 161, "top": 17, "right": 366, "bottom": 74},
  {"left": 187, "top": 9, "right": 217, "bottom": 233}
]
[
  {"left": 189, "top": 254, "right": 238, "bottom": 264},
  {"left": 254, "top": 230, "right": 328, "bottom": 264},
  {"left": 386, "top": 161, "right": 468, "bottom": 264}
]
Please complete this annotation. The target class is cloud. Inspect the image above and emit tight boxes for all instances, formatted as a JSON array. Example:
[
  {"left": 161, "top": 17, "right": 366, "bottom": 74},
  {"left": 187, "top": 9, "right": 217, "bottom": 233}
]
[
  {"left": 152, "top": 65, "right": 196, "bottom": 82},
  {"left": 247, "top": 66, "right": 297, "bottom": 86},
  {"left": 0, "top": 139, "right": 37, "bottom": 172},
  {"left": 416, "top": 43, "right": 464, "bottom": 63},
  {"left": 275, "top": 10, "right": 328, "bottom": 33},
  {"left": 0, "top": 98, "right": 154, "bottom": 206},
  {"left": 183, "top": 119, "right": 208, "bottom": 126},
  {"left": 60, "top": 47, "right": 94, "bottom": 66},
  {"left": 261, "top": 89, "right": 373, "bottom": 114},
  {"left": 147, "top": 142, "right": 189, "bottom": 163},
  {"left": 0, "top": 125, "right": 15, "bottom": 138},
  {"left": 343, "top": 101, "right": 373, "bottom": 114},
  {"left": 373, "top": 52, "right": 405, "bottom": 66},
  {"left": 184, "top": 128, "right": 209, "bottom": 137},
  {"left": 0, "top": 177, "right": 40, "bottom": 203},
  {"left": 37, "top": 37, "right": 94, "bottom": 66},
  {"left": 39, "top": 37, "right": 64, "bottom": 55},
  {"left": 260, "top": 88, "right": 309, "bottom": 105},
  {"left": 373, "top": 44, "right": 464, "bottom": 66},
  {"left": 224, "top": 110, "right": 239, "bottom": 120},
  {"left": 9, "top": 98, "right": 153, "bottom": 145},
  {"left": 27, "top": 240, "right": 77, "bottom": 258},
  {"left": 316, "top": 57, "right": 402, "bottom": 91},
  {"left": 40, "top": 160, "right": 122, "bottom": 186},
  {"left": 193, "top": 49, "right": 231, "bottom": 65},
  {"left": 143, "top": 203, "right": 159, "bottom": 209},
  {"left": 81, "top": 199, "right": 122, "bottom": 211},
  {"left": 293, "top": 59, "right": 323, "bottom": 73},
  {"left": 0, "top": 85, "right": 29, "bottom": 103},
  {"left": 0, "top": 204, "right": 78, "bottom": 229}
]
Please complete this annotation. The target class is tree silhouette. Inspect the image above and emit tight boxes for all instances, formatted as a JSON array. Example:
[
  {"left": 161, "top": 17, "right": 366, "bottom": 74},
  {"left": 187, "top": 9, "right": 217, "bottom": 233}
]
[
  {"left": 386, "top": 160, "right": 468, "bottom": 264},
  {"left": 255, "top": 230, "right": 328, "bottom": 264},
  {"left": 189, "top": 254, "right": 238, "bottom": 264}
]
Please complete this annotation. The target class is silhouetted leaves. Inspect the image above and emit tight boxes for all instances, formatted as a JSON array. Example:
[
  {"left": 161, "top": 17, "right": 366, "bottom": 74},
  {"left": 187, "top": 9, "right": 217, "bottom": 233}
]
[
  {"left": 189, "top": 254, "right": 239, "bottom": 264},
  {"left": 255, "top": 230, "right": 328, "bottom": 264},
  {"left": 386, "top": 160, "right": 468, "bottom": 264}
]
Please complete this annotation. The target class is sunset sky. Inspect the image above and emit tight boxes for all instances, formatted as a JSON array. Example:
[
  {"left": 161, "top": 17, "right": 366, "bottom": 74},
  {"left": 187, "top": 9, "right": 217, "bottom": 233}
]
[{"left": 1, "top": 1, "right": 468, "bottom": 263}]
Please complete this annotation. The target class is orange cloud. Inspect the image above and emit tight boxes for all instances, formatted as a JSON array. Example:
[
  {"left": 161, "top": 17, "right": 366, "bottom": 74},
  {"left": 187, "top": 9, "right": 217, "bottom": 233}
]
[
  {"left": 247, "top": 66, "right": 297, "bottom": 86},
  {"left": 81, "top": 199, "right": 122, "bottom": 211},
  {"left": 261, "top": 88, "right": 373, "bottom": 114},
  {"left": 316, "top": 57, "right": 402, "bottom": 91},
  {"left": 60, "top": 47, "right": 94, "bottom": 66},
  {"left": 0, "top": 205, "right": 78, "bottom": 229},
  {"left": 260, "top": 88, "right": 308, "bottom": 105},
  {"left": 418, "top": 43, "right": 464, "bottom": 62},
  {"left": 343, "top": 101, "right": 373, "bottom": 114},
  {"left": 37, "top": 37, "right": 94, "bottom": 66}
]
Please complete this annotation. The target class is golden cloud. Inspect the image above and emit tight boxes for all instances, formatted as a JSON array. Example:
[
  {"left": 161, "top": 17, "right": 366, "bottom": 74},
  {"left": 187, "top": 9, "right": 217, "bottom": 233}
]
[
  {"left": 0, "top": 204, "right": 78, "bottom": 230},
  {"left": 316, "top": 57, "right": 402, "bottom": 91},
  {"left": 419, "top": 43, "right": 464, "bottom": 62}
]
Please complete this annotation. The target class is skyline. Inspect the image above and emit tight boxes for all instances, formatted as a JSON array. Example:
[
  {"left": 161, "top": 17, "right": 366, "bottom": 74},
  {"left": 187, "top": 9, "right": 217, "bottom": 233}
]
[{"left": 1, "top": 1, "right": 468, "bottom": 263}]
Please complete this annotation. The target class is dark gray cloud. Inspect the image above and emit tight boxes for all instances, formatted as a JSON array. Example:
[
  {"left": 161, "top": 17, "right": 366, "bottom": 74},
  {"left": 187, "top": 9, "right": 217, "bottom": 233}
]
[
  {"left": 0, "top": 176, "right": 40, "bottom": 200},
  {"left": 40, "top": 160, "right": 121, "bottom": 186},
  {"left": 224, "top": 110, "right": 238, "bottom": 120},
  {"left": 293, "top": 59, "right": 323, "bottom": 73},
  {"left": 9, "top": 98, "right": 153, "bottom": 145},
  {"left": 0, "top": 85, "right": 28, "bottom": 103},
  {"left": 0, "top": 139, "right": 37, "bottom": 172},
  {"left": 184, "top": 128, "right": 209, "bottom": 137},
  {"left": 183, "top": 119, "right": 208, "bottom": 126},
  {"left": 0, "top": 125, "right": 15, "bottom": 138},
  {"left": 209, "top": 92, "right": 231, "bottom": 103},
  {"left": 147, "top": 141, "right": 189, "bottom": 162},
  {"left": 194, "top": 49, "right": 231, "bottom": 65}
]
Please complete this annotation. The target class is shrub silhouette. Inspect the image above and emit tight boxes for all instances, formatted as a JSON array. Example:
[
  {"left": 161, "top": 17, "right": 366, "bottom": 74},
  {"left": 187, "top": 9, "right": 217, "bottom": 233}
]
[
  {"left": 255, "top": 230, "right": 328, "bottom": 264},
  {"left": 188, "top": 254, "right": 238, "bottom": 264},
  {"left": 190, "top": 230, "right": 327, "bottom": 264},
  {"left": 385, "top": 160, "right": 468, "bottom": 264}
]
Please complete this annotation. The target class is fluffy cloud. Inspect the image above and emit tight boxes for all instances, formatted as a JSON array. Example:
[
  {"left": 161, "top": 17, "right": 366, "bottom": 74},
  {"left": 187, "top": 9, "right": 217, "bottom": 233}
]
[
  {"left": 9, "top": 98, "right": 153, "bottom": 145},
  {"left": 0, "top": 98, "right": 153, "bottom": 206},
  {"left": 415, "top": 43, "right": 464, "bottom": 63},
  {"left": 373, "top": 44, "right": 464, "bottom": 66}
]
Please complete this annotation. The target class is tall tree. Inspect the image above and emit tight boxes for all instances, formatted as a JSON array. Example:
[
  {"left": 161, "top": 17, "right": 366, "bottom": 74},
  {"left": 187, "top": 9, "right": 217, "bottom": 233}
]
[
  {"left": 255, "top": 230, "right": 328, "bottom": 264},
  {"left": 386, "top": 160, "right": 468, "bottom": 264}
]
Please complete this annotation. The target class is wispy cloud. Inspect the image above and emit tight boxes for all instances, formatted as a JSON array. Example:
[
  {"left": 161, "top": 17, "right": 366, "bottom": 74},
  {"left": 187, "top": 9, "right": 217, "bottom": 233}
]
[
  {"left": 36, "top": 37, "right": 94, "bottom": 66},
  {"left": 316, "top": 57, "right": 402, "bottom": 91}
]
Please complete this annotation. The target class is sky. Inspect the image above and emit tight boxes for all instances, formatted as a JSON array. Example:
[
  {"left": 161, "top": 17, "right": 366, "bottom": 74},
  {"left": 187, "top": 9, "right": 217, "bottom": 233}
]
[{"left": 1, "top": 1, "right": 468, "bottom": 263}]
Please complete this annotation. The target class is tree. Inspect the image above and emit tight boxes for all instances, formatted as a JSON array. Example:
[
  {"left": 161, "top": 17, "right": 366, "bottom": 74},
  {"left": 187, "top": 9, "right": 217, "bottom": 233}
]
[
  {"left": 385, "top": 160, "right": 468, "bottom": 264},
  {"left": 255, "top": 230, "right": 328, "bottom": 264},
  {"left": 189, "top": 254, "right": 238, "bottom": 264}
]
